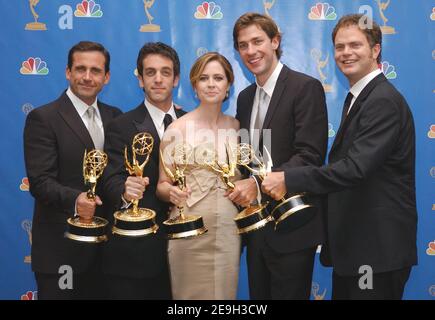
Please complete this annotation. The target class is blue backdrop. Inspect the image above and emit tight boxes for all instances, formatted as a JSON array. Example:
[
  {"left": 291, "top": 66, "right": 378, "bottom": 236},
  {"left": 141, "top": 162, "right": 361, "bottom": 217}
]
[{"left": 0, "top": 0, "right": 434, "bottom": 300}]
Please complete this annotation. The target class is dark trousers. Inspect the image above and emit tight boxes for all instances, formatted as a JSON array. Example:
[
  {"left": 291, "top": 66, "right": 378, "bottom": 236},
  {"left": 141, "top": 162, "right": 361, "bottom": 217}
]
[
  {"left": 35, "top": 271, "right": 105, "bottom": 300},
  {"left": 104, "top": 269, "right": 172, "bottom": 300},
  {"left": 332, "top": 267, "right": 411, "bottom": 300},
  {"left": 247, "top": 241, "right": 317, "bottom": 300}
]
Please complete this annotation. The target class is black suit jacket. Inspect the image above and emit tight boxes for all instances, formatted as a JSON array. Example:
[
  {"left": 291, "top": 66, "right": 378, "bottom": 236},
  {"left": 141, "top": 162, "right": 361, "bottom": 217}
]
[
  {"left": 284, "top": 74, "right": 418, "bottom": 276},
  {"left": 23, "top": 92, "right": 122, "bottom": 274},
  {"left": 236, "top": 65, "right": 328, "bottom": 253},
  {"left": 102, "top": 103, "right": 186, "bottom": 279}
]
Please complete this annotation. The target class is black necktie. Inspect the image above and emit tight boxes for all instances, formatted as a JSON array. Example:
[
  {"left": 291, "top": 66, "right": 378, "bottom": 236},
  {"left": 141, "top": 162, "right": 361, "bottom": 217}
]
[
  {"left": 163, "top": 113, "right": 173, "bottom": 131},
  {"left": 340, "top": 92, "right": 354, "bottom": 124}
]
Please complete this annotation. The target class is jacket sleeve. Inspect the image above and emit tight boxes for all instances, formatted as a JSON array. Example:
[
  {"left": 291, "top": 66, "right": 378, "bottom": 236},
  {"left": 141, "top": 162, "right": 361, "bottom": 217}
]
[
  {"left": 284, "top": 96, "right": 402, "bottom": 195},
  {"left": 23, "top": 110, "right": 80, "bottom": 214},
  {"left": 278, "top": 78, "right": 328, "bottom": 171},
  {"left": 102, "top": 120, "right": 129, "bottom": 213}
]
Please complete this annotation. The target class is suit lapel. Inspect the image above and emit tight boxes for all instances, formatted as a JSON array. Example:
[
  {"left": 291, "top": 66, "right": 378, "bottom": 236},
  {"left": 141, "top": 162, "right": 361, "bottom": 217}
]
[
  {"left": 258, "top": 66, "right": 288, "bottom": 149},
  {"left": 133, "top": 103, "right": 162, "bottom": 164},
  {"left": 57, "top": 92, "right": 95, "bottom": 150},
  {"left": 240, "top": 85, "right": 256, "bottom": 132},
  {"left": 128, "top": 103, "right": 186, "bottom": 167},
  {"left": 330, "top": 73, "right": 387, "bottom": 154},
  {"left": 262, "top": 66, "right": 288, "bottom": 131},
  {"left": 133, "top": 103, "right": 159, "bottom": 139},
  {"left": 98, "top": 101, "right": 111, "bottom": 130}
]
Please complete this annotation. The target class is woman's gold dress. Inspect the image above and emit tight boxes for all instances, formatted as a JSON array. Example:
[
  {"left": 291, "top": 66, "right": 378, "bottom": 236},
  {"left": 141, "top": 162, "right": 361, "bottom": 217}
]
[{"left": 167, "top": 143, "right": 241, "bottom": 300}]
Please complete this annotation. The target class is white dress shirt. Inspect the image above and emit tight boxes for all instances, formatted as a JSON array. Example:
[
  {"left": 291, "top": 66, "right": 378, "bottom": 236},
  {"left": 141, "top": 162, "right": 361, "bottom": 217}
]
[
  {"left": 66, "top": 87, "right": 103, "bottom": 133},
  {"left": 250, "top": 61, "right": 283, "bottom": 142},
  {"left": 249, "top": 62, "right": 283, "bottom": 205},
  {"left": 348, "top": 68, "right": 382, "bottom": 114},
  {"left": 144, "top": 99, "right": 178, "bottom": 139},
  {"left": 120, "top": 99, "right": 178, "bottom": 209},
  {"left": 66, "top": 87, "right": 104, "bottom": 215}
]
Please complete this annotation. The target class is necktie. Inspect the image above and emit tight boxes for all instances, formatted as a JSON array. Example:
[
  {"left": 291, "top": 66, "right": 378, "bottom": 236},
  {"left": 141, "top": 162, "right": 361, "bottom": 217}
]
[
  {"left": 163, "top": 113, "right": 173, "bottom": 131},
  {"left": 340, "top": 92, "right": 354, "bottom": 125},
  {"left": 254, "top": 88, "right": 267, "bottom": 131},
  {"left": 85, "top": 106, "right": 104, "bottom": 150},
  {"left": 252, "top": 88, "right": 267, "bottom": 152}
]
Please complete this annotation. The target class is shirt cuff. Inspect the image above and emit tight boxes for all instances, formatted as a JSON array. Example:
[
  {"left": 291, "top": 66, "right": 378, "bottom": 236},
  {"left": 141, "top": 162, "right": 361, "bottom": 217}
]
[
  {"left": 74, "top": 198, "right": 79, "bottom": 217},
  {"left": 121, "top": 194, "right": 132, "bottom": 209},
  {"left": 250, "top": 175, "right": 262, "bottom": 205}
]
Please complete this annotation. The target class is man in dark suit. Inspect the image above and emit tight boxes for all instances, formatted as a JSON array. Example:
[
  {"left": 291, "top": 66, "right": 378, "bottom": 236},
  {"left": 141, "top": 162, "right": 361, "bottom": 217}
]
[
  {"left": 231, "top": 13, "right": 328, "bottom": 299},
  {"left": 262, "top": 14, "right": 418, "bottom": 299},
  {"left": 102, "top": 42, "right": 185, "bottom": 299},
  {"left": 23, "top": 41, "right": 122, "bottom": 299}
]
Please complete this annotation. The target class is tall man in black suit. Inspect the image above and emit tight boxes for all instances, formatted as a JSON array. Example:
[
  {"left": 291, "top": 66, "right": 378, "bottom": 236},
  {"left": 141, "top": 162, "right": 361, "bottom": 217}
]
[
  {"left": 23, "top": 41, "right": 122, "bottom": 299},
  {"left": 231, "top": 13, "right": 328, "bottom": 299},
  {"left": 262, "top": 14, "right": 418, "bottom": 299},
  {"left": 102, "top": 42, "right": 185, "bottom": 299}
]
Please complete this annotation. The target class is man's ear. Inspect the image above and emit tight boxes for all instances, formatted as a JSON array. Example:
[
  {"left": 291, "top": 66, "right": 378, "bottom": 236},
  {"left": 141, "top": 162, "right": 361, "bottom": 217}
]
[
  {"left": 372, "top": 43, "right": 381, "bottom": 61},
  {"left": 104, "top": 71, "right": 111, "bottom": 84},
  {"left": 173, "top": 75, "right": 180, "bottom": 88},
  {"left": 65, "top": 66, "right": 71, "bottom": 81},
  {"left": 137, "top": 74, "right": 144, "bottom": 88},
  {"left": 271, "top": 35, "right": 280, "bottom": 51}
]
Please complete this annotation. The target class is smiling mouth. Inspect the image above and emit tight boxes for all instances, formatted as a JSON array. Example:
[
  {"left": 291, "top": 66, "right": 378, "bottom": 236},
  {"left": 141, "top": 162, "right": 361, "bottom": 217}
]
[
  {"left": 342, "top": 60, "right": 357, "bottom": 65},
  {"left": 248, "top": 57, "right": 262, "bottom": 65}
]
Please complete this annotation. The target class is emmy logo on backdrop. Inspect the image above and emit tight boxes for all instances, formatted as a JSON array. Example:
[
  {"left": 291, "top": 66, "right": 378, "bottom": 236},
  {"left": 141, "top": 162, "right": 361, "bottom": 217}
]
[
  {"left": 25, "top": 0, "right": 47, "bottom": 31},
  {"left": 263, "top": 0, "right": 275, "bottom": 17},
  {"left": 140, "top": 0, "right": 161, "bottom": 32},
  {"left": 311, "top": 48, "right": 333, "bottom": 93},
  {"left": 161, "top": 143, "right": 208, "bottom": 239},
  {"left": 311, "top": 282, "right": 327, "bottom": 300},
  {"left": 112, "top": 132, "right": 159, "bottom": 237},
  {"left": 21, "top": 220, "right": 32, "bottom": 263},
  {"left": 65, "top": 149, "right": 109, "bottom": 243},
  {"left": 376, "top": 0, "right": 396, "bottom": 34}
]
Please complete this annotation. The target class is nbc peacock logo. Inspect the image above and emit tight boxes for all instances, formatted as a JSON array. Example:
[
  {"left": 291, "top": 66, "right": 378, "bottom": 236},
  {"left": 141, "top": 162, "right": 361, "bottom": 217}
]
[
  {"left": 380, "top": 61, "right": 397, "bottom": 79},
  {"left": 20, "top": 177, "right": 30, "bottom": 191},
  {"left": 194, "top": 1, "right": 223, "bottom": 20},
  {"left": 431, "top": 7, "right": 435, "bottom": 21},
  {"left": 328, "top": 123, "right": 336, "bottom": 138},
  {"left": 426, "top": 241, "right": 435, "bottom": 256},
  {"left": 74, "top": 0, "right": 103, "bottom": 18},
  {"left": 308, "top": 2, "right": 337, "bottom": 21},
  {"left": 428, "top": 125, "right": 435, "bottom": 139},
  {"left": 21, "top": 291, "right": 37, "bottom": 300},
  {"left": 20, "top": 57, "right": 49, "bottom": 75}
]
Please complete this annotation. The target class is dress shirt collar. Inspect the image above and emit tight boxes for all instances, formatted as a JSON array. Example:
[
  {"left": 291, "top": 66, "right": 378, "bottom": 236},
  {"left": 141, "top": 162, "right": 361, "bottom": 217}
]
[
  {"left": 255, "top": 61, "right": 283, "bottom": 98},
  {"left": 349, "top": 68, "right": 382, "bottom": 100},
  {"left": 66, "top": 87, "right": 100, "bottom": 119},
  {"left": 144, "top": 98, "right": 177, "bottom": 127}
]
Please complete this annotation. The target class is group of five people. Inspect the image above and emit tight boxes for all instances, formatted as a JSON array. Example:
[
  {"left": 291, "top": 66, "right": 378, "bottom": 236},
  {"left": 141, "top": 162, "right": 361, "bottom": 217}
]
[{"left": 23, "top": 12, "right": 417, "bottom": 300}]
